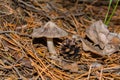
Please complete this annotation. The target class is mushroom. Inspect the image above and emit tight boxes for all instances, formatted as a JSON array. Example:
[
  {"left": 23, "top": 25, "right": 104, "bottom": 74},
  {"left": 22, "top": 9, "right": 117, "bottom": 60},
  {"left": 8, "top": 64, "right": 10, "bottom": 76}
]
[{"left": 31, "top": 21, "right": 68, "bottom": 58}]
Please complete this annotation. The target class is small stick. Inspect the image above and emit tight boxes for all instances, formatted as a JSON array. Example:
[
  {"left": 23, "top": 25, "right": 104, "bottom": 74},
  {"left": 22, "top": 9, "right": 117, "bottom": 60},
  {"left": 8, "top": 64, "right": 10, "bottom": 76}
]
[
  {"left": 0, "top": 30, "right": 31, "bottom": 37},
  {"left": 4, "top": 60, "right": 23, "bottom": 79}
]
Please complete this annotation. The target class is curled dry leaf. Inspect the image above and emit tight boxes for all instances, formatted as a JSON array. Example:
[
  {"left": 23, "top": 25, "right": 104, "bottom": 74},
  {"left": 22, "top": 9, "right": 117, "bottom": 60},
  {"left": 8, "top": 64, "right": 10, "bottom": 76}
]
[
  {"left": 82, "top": 20, "right": 120, "bottom": 56},
  {"left": 86, "top": 20, "right": 109, "bottom": 49},
  {"left": 80, "top": 38, "right": 104, "bottom": 56},
  {"left": 102, "top": 44, "right": 118, "bottom": 55}
]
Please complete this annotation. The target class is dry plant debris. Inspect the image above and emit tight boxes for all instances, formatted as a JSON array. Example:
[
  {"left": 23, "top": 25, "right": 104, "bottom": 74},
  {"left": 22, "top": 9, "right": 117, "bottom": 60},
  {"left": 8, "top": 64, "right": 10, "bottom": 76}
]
[
  {"left": 0, "top": 0, "right": 120, "bottom": 80},
  {"left": 82, "top": 20, "right": 120, "bottom": 56}
]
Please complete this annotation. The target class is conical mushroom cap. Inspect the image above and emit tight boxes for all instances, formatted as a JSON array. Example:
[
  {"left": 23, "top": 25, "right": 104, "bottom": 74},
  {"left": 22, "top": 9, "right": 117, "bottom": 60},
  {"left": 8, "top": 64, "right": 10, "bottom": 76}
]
[{"left": 31, "top": 21, "right": 68, "bottom": 38}]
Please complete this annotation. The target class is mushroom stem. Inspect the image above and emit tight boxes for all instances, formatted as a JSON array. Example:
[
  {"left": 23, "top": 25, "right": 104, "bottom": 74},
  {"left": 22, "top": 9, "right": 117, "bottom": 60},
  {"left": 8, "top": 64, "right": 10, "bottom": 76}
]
[{"left": 47, "top": 38, "right": 56, "bottom": 55}]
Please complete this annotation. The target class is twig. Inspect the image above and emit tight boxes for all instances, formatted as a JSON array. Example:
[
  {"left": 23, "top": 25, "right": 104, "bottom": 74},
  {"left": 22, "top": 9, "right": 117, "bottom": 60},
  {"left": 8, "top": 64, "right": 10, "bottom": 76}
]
[
  {"left": 4, "top": 60, "right": 23, "bottom": 79},
  {"left": 0, "top": 30, "right": 31, "bottom": 37},
  {"left": 102, "top": 66, "right": 120, "bottom": 72},
  {"left": 13, "top": 0, "right": 45, "bottom": 14}
]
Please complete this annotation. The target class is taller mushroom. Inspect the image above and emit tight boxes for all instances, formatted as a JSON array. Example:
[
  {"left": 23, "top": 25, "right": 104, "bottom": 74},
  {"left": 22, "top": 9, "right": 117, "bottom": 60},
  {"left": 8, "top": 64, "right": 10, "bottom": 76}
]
[{"left": 31, "top": 21, "right": 68, "bottom": 57}]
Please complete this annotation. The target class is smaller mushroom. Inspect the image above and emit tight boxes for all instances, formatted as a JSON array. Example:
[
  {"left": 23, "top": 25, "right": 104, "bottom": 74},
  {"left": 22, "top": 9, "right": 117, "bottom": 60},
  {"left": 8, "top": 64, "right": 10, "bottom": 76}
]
[{"left": 31, "top": 21, "right": 68, "bottom": 58}]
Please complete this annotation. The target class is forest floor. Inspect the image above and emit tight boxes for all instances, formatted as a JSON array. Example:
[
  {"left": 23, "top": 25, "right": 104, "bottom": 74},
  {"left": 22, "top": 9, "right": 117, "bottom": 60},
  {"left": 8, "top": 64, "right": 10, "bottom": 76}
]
[{"left": 0, "top": 0, "right": 120, "bottom": 80}]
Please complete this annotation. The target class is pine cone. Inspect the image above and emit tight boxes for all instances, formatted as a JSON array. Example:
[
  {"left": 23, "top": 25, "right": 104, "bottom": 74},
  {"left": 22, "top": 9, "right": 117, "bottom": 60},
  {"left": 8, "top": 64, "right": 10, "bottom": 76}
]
[{"left": 60, "top": 38, "right": 81, "bottom": 61}]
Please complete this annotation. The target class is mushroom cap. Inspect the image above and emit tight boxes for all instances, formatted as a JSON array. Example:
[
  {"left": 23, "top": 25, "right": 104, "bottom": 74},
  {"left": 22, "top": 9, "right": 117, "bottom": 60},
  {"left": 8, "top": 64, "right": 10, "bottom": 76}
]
[{"left": 31, "top": 21, "right": 68, "bottom": 38}]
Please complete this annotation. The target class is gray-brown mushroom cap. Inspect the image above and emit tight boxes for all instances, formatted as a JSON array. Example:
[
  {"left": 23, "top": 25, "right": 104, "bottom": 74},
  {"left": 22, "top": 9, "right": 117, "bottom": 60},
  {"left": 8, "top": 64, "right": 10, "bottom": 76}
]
[{"left": 31, "top": 21, "right": 68, "bottom": 38}]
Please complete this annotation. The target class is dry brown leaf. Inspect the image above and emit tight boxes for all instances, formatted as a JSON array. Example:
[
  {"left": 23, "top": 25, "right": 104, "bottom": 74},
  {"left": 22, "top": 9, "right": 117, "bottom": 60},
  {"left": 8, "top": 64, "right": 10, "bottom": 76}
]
[
  {"left": 86, "top": 20, "right": 109, "bottom": 49},
  {"left": 85, "top": 20, "right": 120, "bottom": 55},
  {"left": 102, "top": 44, "right": 118, "bottom": 55},
  {"left": 80, "top": 38, "right": 103, "bottom": 56}
]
